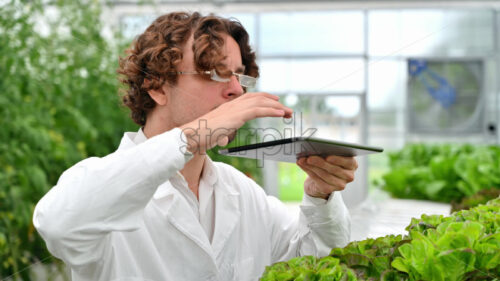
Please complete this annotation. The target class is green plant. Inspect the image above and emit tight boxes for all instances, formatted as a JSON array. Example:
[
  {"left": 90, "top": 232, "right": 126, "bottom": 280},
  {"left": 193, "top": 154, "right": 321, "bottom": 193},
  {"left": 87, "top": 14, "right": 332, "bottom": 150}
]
[
  {"left": 395, "top": 198, "right": 500, "bottom": 280},
  {"left": 451, "top": 189, "right": 500, "bottom": 213},
  {"left": 1, "top": 0, "right": 136, "bottom": 279},
  {"left": 329, "top": 235, "right": 411, "bottom": 280},
  {"left": 379, "top": 144, "right": 500, "bottom": 203},
  {"left": 260, "top": 256, "right": 358, "bottom": 281},
  {"left": 260, "top": 197, "right": 500, "bottom": 281}
]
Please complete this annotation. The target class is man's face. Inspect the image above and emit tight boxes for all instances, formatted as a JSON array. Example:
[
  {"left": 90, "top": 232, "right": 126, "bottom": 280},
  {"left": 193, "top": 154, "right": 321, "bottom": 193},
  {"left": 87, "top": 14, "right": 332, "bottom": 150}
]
[{"left": 165, "top": 33, "right": 245, "bottom": 131}]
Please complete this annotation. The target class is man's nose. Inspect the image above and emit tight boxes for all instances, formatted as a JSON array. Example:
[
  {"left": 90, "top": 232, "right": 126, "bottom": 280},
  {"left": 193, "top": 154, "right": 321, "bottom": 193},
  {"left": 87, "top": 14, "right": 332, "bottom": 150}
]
[{"left": 222, "top": 75, "right": 244, "bottom": 100}]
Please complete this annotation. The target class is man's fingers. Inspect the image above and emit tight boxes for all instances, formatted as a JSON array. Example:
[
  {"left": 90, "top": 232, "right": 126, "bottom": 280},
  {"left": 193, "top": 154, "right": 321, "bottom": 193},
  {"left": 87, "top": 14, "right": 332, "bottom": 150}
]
[
  {"left": 242, "top": 91, "right": 280, "bottom": 101},
  {"left": 297, "top": 158, "right": 347, "bottom": 192},
  {"left": 297, "top": 161, "right": 334, "bottom": 194},
  {"left": 240, "top": 107, "right": 284, "bottom": 120},
  {"left": 306, "top": 156, "right": 355, "bottom": 182},
  {"left": 247, "top": 96, "right": 293, "bottom": 114},
  {"left": 241, "top": 102, "right": 292, "bottom": 120},
  {"left": 326, "top": 155, "right": 358, "bottom": 170},
  {"left": 225, "top": 92, "right": 293, "bottom": 121},
  {"left": 216, "top": 135, "right": 229, "bottom": 147},
  {"left": 240, "top": 92, "right": 292, "bottom": 113},
  {"left": 300, "top": 160, "right": 347, "bottom": 190}
]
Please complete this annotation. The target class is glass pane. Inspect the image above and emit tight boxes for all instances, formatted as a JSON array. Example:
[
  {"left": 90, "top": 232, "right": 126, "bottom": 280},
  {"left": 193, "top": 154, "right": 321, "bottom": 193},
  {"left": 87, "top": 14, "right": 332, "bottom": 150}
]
[
  {"left": 120, "top": 14, "right": 157, "bottom": 39},
  {"left": 369, "top": 10, "right": 494, "bottom": 57},
  {"left": 367, "top": 59, "right": 407, "bottom": 148},
  {"left": 259, "top": 11, "right": 364, "bottom": 55},
  {"left": 315, "top": 96, "right": 362, "bottom": 142},
  {"left": 368, "top": 59, "right": 407, "bottom": 109},
  {"left": 259, "top": 58, "right": 365, "bottom": 94}
]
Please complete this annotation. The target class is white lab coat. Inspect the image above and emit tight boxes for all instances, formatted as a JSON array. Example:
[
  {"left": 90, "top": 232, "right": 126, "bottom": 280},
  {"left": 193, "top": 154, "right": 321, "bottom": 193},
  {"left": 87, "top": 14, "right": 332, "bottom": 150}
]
[{"left": 33, "top": 128, "right": 351, "bottom": 281}]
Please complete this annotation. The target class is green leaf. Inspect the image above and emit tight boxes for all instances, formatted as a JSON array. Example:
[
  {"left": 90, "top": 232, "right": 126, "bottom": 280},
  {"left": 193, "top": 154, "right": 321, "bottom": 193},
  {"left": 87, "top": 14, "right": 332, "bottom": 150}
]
[
  {"left": 396, "top": 244, "right": 412, "bottom": 260},
  {"left": 391, "top": 257, "right": 409, "bottom": 273},
  {"left": 315, "top": 256, "right": 340, "bottom": 271},
  {"left": 423, "top": 181, "right": 446, "bottom": 200},
  {"left": 342, "top": 253, "right": 371, "bottom": 267},
  {"left": 436, "top": 248, "right": 476, "bottom": 280}
]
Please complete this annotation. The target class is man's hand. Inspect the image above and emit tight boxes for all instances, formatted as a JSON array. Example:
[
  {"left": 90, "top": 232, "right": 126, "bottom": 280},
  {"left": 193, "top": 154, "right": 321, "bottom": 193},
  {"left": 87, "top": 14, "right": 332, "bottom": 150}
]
[
  {"left": 296, "top": 155, "right": 358, "bottom": 200},
  {"left": 180, "top": 92, "right": 293, "bottom": 153}
]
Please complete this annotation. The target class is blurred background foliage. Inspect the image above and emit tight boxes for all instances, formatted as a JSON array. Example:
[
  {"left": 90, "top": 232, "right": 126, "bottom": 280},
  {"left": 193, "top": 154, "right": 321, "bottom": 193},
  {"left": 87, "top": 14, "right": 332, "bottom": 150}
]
[
  {"left": 0, "top": 0, "right": 261, "bottom": 279},
  {"left": 0, "top": 0, "right": 134, "bottom": 278},
  {"left": 376, "top": 143, "right": 500, "bottom": 206}
]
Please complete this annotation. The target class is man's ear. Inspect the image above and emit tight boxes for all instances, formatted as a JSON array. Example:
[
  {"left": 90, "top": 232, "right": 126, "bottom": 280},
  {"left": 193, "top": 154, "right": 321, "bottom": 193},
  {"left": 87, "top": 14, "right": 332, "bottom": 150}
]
[
  {"left": 148, "top": 88, "right": 168, "bottom": 106},
  {"left": 145, "top": 79, "right": 168, "bottom": 106}
]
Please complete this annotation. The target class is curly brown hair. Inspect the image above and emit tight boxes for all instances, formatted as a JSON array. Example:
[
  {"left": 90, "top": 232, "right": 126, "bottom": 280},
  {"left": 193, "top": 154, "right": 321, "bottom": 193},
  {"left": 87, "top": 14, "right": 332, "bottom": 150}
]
[{"left": 117, "top": 12, "right": 259, "bottom": 126}]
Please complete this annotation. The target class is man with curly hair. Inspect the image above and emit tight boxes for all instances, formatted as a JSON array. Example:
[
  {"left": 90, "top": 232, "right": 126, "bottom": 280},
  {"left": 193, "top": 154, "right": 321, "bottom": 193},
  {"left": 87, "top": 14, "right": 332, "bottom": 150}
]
[{"left": 34, "top": 12, "right": 357, "bottom": 281}]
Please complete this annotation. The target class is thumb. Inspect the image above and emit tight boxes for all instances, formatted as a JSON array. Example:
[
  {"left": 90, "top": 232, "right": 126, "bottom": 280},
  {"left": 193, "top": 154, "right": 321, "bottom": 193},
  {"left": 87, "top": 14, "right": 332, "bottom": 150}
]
[{"left": 216, "top": 135, "right": 229, "bottom": 147}]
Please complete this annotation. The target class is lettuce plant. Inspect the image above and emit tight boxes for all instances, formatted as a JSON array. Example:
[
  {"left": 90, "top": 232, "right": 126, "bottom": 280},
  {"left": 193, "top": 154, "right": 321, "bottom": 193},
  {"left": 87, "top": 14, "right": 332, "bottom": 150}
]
[
  {"left": 393, "top": 198, "right": 500, "bottom": 280},
  {"left": 260, "top": 198, "right": 500, "bottom": 281},
  {"left": 260, "top": 256, "right": 357, "bottom": 281},
  {"left": 380, "top": 144, "right": 500, "bottom": 203}
]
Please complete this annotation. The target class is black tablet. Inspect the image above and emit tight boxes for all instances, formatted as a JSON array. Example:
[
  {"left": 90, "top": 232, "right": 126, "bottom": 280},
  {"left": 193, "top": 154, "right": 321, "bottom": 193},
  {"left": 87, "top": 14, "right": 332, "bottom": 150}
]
[{"left": 218, "top": 137, "right": 383, "bottom": 163}]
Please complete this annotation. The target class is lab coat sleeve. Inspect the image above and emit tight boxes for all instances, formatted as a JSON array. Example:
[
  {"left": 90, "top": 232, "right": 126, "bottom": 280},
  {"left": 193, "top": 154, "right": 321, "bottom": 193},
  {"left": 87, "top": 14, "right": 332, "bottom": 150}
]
[
  {"left": 33, "top": 128, "right": 192, "bottom": 268},
  {"left": 268, "top": 191, "right": 351, "bottom": 262}
]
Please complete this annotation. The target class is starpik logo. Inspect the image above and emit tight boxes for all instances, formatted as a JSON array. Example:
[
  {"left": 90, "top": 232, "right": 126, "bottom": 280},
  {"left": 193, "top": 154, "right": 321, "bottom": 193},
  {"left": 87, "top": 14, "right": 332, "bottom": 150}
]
[{"left": 179, "top": 112, "right": 318, "bottom": 166}]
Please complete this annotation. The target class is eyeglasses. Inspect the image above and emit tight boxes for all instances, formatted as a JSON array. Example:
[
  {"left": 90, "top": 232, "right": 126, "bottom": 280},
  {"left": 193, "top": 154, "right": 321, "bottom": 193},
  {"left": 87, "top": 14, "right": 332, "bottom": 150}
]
[{"left": 176, "top": 69, "right": 257, "bottom": 88}]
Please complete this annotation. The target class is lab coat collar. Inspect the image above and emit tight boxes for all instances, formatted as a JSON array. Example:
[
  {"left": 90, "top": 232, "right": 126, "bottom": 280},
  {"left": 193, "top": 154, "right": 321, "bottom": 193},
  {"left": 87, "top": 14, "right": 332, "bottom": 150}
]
[
  {"left": 212, "top": 179, "right": 240, "bottom": 258},
  {"left": 153, "top": 150, "right": 219, "bottom": 201},
  {"left": 118, "top": 131, "right": 138, "bottom": 150},
  {"left": 202, "top": 156, "right": 218, "bottom": 187},
  {"left": 154, "top": 176, "right": 241, "bottom": 262},
  {"left": 156, "top": 160, "right": 241, "bottom": 259},
  {"left": 118, "top": 128, "right": 148, "bottom": 150},
  {"left": 202, "top": 158, "right": 240, "bottom": 259},
  {"left": 163, "top": 190, "right": 216, "bottom": 261}
]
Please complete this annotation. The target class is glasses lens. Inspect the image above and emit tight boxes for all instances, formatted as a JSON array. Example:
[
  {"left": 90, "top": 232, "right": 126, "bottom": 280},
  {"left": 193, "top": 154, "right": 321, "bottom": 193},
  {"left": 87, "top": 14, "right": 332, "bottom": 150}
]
[
  {"left": 209, "top": 70, "right": 257, "bottom": 88},
  {"left": 209, "top": 70, "right": 230, "bottom": 82},
  {"left": 238, "top": 74, "right": 256, "bottom": 88}
]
